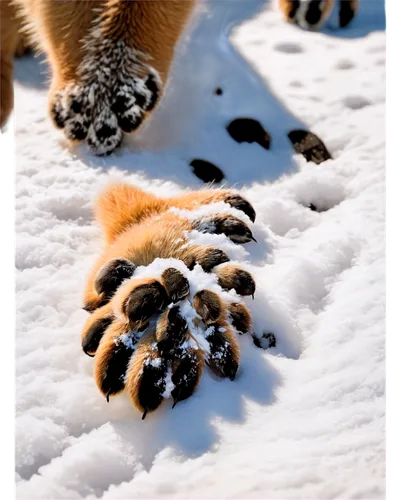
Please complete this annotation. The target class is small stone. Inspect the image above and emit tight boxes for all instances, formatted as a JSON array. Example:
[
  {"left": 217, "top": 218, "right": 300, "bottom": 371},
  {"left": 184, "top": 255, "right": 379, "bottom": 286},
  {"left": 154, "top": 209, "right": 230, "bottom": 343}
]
[{"left": 190, "top": 159, "right": 225, "bottom": 184}]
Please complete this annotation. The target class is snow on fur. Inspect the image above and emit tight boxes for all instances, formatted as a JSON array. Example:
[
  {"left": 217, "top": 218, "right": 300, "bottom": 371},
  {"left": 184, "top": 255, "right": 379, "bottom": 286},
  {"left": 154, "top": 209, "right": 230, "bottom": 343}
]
[{"left": 15, "top": 0, "right": 385, "bottom": 499}]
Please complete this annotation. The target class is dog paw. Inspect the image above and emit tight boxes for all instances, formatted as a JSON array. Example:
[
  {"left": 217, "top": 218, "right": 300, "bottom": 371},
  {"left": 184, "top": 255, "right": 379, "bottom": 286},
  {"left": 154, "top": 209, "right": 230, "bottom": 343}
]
[{"left": 50, "top": 38, "right": 161, "bottom": 155}]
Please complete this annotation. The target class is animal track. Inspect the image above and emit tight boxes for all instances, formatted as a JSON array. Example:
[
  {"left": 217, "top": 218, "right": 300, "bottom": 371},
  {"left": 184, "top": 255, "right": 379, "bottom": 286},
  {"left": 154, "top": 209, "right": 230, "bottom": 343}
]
[{"left": 50, "top": 37, "right": 161, "bottom": 155}]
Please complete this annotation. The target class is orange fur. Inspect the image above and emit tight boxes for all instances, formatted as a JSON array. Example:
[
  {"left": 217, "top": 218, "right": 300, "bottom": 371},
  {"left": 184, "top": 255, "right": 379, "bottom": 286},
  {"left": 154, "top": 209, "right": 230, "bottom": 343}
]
[
  {"left": 1, "top": 0, "right": 195, "bottom": 141},
  {"left": 83, "top": 183, "right": 243, "bottom": 310}
]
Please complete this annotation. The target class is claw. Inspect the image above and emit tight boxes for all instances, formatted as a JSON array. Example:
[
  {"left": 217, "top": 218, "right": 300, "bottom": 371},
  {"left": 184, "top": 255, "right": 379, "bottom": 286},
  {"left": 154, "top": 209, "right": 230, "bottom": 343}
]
[
  {"left": 172, "top": 389, "right": 181, "bottom": 409},
  {"left": 106, "top": 389, "right": 111, "bottom": 403},
  {"left": 250, "top": 236, "right": 258, "bottom": 243},
  {"left": 142, "top": 408, "right": 148, "bottom": 420}
]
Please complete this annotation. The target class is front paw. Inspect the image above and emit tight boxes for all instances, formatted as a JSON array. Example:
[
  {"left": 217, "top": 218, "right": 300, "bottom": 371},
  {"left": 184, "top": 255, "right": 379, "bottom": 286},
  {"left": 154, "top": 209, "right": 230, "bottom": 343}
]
[{"left": 50, "top": 39, "right": 161, "bottom": 155}]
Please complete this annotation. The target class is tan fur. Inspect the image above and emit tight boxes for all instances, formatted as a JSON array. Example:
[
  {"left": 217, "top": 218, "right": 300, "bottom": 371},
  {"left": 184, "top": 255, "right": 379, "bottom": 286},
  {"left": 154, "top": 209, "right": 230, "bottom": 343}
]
[
  {"left": 83, "top": 183, "right": 258, "bottom": 413},
  {"left": 83, "top": 183, "right": 244, "bottom": 310},
  {"left": 1, "top": 0, "right": 195, "bottom": 134},
  {"left": 0, "top": 0, "right": 29, "bottom": 128},
  {"left": 2, "top": 0, "right": 360, "bottom": 131}
]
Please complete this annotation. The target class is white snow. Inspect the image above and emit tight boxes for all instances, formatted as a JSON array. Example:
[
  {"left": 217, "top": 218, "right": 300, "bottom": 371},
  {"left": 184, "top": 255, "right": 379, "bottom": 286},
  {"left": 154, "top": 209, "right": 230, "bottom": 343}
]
[{"left": 14, "top": 0, "right": 385, "bottom": 498}]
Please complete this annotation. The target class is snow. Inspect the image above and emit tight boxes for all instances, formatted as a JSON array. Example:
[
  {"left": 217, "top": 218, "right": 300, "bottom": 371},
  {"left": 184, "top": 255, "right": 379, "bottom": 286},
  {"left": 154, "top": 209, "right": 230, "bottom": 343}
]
[{"left": 14, "top": 0, "right": 385, "bottom": 498}]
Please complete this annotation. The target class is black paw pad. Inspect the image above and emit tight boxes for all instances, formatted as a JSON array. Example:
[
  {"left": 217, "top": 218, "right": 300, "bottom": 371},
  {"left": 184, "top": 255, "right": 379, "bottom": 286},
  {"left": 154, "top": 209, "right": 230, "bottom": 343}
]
[
  {"left": 288, "top": 129, "right": 332, "bottom": 164},
  {"left": 161, "top": 268, "right": 190, "bottom": 303},
  {"left": 112, "top": 84, "right": 145, "bottom": 133},
  {"left": 123, "top": 281, "right": 168, "bottom": 325},
  {"left": 223, "top": 194, "right": 256, "bottom": 223},
  {"left": 95, "top": 258, "right": 137, "bottom": 300},
  {"left": 87, "top": 110, "right": 123, "bottom": 156}
]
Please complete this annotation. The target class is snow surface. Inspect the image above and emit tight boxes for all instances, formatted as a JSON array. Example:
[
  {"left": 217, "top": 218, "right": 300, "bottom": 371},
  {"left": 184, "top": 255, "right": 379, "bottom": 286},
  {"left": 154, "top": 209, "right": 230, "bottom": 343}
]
[{"left": 15, "top": 0, "right": 385, "bottom": 498}]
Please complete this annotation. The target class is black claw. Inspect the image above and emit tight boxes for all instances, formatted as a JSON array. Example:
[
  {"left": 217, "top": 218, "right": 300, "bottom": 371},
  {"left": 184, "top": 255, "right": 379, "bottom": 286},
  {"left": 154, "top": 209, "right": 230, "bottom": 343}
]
[
  {"left": 142, "top": 408, "right": 148, "bottom": 420},
  {"left": 172, "top": 393, "right": 180, "bottom": 409},
  {"left": 252, "top": 294, "right": 255, "bottom": 300},
  {"left": 106, "top": 389, "right": 111, "bottom": 403},
  {"left": 251, "top": 236, "right": 258, "bottom": 243},
  {"left": 228, "top": 366, "right": 237, "bottom": 381}
]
